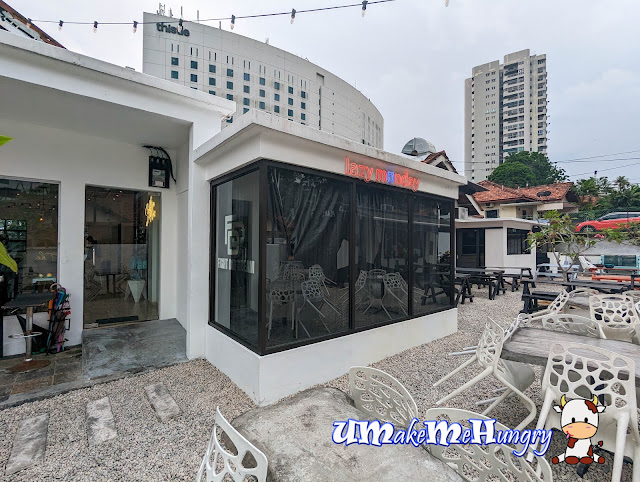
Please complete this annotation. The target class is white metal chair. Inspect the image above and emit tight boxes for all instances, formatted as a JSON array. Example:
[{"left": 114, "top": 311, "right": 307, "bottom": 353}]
[
  {"left": 339, "top": 270, "right": 371, "bottom": 307},
  {"left": 308, "top": 264, "right": 336, "bottom": 296},
  {"left": 448, "top": 314, "right": 522, "bottom": 357},
  {"left": 348, "top": 366, "right": 418, "bottom": 429},
  {"left": 579, "top": 255, "right": 601, "bottom": 274},
  {"left": 267, "top": 283, "right": 296, "bottom": 339},
  {"left": 424, "top": 407, "right": 553, "bottom": 482},
  {"left": 297, "top": 279, "right": 339, "bottom": 337},
  {"left": 563, "top": 288, "right": 598, "bottom": 316},
  {"left": 589, "top": 293, "right": 639, "bottom": 342},
  {"left": 540, "top": 313, "right": 605, "bottom": 338},
  {"left": 381, "top": 272, "right": 408, "bottom": 319},
  {"left": 531, "top": 342, "right": 640, "bottom": 482},
  {"left": 197, "top": 407, "right": 268, "bottom": 482},
  {"left": 434, "top": 318, "right": 536, "bottom": 431}
]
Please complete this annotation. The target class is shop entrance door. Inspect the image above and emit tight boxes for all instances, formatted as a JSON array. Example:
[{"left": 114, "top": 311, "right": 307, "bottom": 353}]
[
  {"left": 456, "top": 228, "right": 485, "bottom": 268},
  {"left": 83, "top": 187, "right": 160, "bottom": 326}
]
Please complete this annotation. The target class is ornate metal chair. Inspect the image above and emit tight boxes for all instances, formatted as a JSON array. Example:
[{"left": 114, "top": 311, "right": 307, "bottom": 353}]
[
  {"left": 308, "top": 264, "right": 336, "bottom": 296},
  {"left": 267, "top": 283, "right": 296, "bottom": 339},
  {"left": 197, "top": 407, "right": 268, "bottom": 482},
  {"left": 348, "top": 366, "right": 418, "bottom": 429},
  {"left": 540, "top": 313, "right": 605, "bottom": 338},
  {"left": 589, "top": 293, "right": 639, "bottom": 342},
  {"left": 297, "top": 279, "right": 339, "bottom": 337},
  {"left": 381, "top": 272, "right": 408, "bottom": 319}
]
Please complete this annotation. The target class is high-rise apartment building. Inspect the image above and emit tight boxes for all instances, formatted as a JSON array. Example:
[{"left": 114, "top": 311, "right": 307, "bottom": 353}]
[{"left": 464, "top": 49, "right": 548, "bottom": 182}]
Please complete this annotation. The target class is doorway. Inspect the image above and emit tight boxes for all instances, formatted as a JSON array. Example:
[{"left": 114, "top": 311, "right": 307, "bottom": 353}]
[
  {"left": 83, "top": 187, "right": 160, "bottom": 326},
  {"left": 456, "top": 228, "right": 485, "bottom": 268}
]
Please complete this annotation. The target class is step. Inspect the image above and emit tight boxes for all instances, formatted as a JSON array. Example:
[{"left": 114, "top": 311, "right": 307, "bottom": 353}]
[
  {"left": 145, "top": 382, "right": 181, "bottom": 421},
  {"left": 6, "top": 413, "right": 49, "bottom": 475},
  {"left": 86, "top": 397, "right": 117, "bottom": 445}
]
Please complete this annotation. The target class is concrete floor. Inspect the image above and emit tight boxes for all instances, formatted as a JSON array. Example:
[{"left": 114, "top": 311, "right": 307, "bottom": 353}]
[{"left": 82, "top": 318, "right": 187, "bottom": 379}]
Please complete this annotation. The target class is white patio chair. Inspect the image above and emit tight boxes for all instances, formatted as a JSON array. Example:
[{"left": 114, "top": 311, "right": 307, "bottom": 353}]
[
  {"left": 589, "top": 293, "right": 639, "bottom": 343},
  {"left": 579, "top": 255, "right": 601, "bottom": 274},
  {"left": 424, "top": 407, "right": 553, "bottom": 482},
  {"left": 381, "top": 272, "right": 408, "bottom": 319},
  {"left": 530, "top": 342, "right": 640, "bottom": 482},
  {"left": 308, "top": 264, "right": 336, "bottom": 296},
  {"left": 623, "top": 290, "right": 640, "bottom": 317},
  {"left": 448, "top": 314, "right": 522, "bottom": 357},
  {"left": 434, "top": 318, "right": 536, "bottom": 431},
  {"left": 297, "top": 279, "right": 339, "bottom": 337},
  {"left": 197, "top": 407, "right": 268, "bottom": 482},
  {"left": 267, "top": 284, "right": 296, "bottom": 339},
  {"left": 339, "top": 270, "right": 370, "bottom": 307},
  {"left": 563, "top": 288, "right": 598, "bottom": 316},
  {"left": 348, "top": 366, "right": 418, "bottom": 429},
  {"left": 540, "top": 313, "right": 605, "bottom": 338}
]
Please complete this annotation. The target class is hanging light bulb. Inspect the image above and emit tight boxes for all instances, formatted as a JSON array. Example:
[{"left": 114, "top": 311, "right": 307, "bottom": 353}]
[
  {"left": 362, "top": 1, "right": 368, "bottom": 17},
  {"left": 290, "top": 9, "right": 296, "bottom": 24},
  {"left": 178, "top": 18, "right": 183, "bottom": 33},
  {"left": 58, "top": 20, "right": 63, "bottom": 31},
  {"left": 132, "top": 21, "right": 138, "bottom": 33},
  {"left": 93, "top": 21, "right": 98, "bottom": 33},
  {"left": 230, "top": 15, "right": 235, "bottom": 30}
]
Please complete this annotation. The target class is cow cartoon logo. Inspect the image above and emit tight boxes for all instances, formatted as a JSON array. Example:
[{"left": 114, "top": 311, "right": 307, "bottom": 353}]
[{"left": 551, "top": 394, "right": 605, "bottom": 465}]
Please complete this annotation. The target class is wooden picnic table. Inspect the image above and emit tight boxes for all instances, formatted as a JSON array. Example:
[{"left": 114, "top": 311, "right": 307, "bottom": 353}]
[
  {"left": 484, "top": 266, "right": 533, "bottom": 291},
  {"left": 455, "top": 268, "right": 505, "bottom": 300},
  {"left": 232, "top": 387, "right": 463, "bottom": 482},
  {"left": 502, "top": 327, "right": 640, "bottom": 388}
]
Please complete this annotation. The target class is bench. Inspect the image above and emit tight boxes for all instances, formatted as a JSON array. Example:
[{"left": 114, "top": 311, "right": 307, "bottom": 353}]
[
  {"left": 592, "top": 274, "right": 633, "bottom": 283},
  {"left": 520, "top": 290, "right": 560, "bottom": 314}
]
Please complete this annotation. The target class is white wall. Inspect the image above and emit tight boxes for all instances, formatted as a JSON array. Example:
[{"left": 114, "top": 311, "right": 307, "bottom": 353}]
[
  {"left": 0, "top": 119, "right": 184, "bottom": 354},
  {"left": 207, "top": 308, "right": 458, "bottom": 405}
]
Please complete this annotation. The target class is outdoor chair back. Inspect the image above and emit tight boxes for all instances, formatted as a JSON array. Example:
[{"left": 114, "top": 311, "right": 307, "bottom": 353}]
[
  {"left": 539, "top": 313, "right": 605, "bottom": 338},
  {"left": 197, "top": 407, "right": 268, "bottom": 482},
  {"left": 424, "top": 407, "right": 553, "bottom": 482},
  {"left": 349, "top": 366, "right": 418, "bottom": 429},
  {"left": 589, "top": 293, "right": 639, "bottom": 343},
  {"left": 532, "top": 342, "right": 640, "bottom": 482}
]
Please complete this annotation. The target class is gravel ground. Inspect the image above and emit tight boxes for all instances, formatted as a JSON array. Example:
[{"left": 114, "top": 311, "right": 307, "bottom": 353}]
[{"left": 0, "top": 285, "right": 634, "bottom": 481}]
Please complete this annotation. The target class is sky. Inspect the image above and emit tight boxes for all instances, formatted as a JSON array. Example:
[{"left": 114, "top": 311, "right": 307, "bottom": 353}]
[{"left": 9, "top": 0, "right": 640, "bottom": 182}]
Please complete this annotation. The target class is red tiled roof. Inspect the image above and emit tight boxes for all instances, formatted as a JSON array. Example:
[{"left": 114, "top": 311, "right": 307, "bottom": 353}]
[
  {"left": 473, "top": 181, "right": 574, "bottom": 204},
  {"left": 420, "top": 150, "right": 459, "bottom": 174}
]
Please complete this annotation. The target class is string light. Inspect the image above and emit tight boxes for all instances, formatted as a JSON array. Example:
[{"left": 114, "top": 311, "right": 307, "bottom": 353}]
[
  {"left": 132, "top": 20, "right": 138, "bottom": 33},
  {"left": 25, "top": 1, "right": 397, "bottom": 32}
]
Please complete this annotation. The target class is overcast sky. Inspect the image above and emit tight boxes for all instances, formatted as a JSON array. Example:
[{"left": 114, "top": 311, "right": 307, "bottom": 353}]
[{"left": 10, "top": 0, "right": 640, "bottom": 182}]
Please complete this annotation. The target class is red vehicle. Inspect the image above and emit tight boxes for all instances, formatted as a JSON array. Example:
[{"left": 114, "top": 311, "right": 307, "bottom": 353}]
[{"left": 575, "top": 211, "right": 640, "bottom": 232}]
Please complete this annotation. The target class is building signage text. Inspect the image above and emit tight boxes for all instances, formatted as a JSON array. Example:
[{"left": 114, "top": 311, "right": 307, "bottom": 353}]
[
  {"left": 345, "top": 157, "right": 420, "bottom": 192},
  {"left": 156, "top": 22, "right": 190, "bottom": 37}
]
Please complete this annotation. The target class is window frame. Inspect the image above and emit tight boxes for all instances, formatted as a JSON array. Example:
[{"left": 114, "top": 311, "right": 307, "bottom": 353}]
[{"left": 208, "top": 159, "right": 456, "bottom": 356}]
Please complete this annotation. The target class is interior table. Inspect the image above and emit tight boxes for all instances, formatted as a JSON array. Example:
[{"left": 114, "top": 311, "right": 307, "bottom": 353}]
[
  {"left": 232, "top": 387, "right": 463, "bottom": 481},
  {"left": 502, "top": 327, "right": 640, "bottom": 388},
  {"left": 1, "top": 292, "right": 53, "bottom": 372}
]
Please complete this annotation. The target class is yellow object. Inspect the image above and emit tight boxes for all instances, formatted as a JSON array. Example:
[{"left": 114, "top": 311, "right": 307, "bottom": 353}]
[
  {"left": 145, "top": 196, "right": 157, "bottom": 227},
  {"left": 46, "top": 272, "right": 52, "bottom": 277},
  {"left": 0, "top": 243, "right": 17, "bottom": 273}
]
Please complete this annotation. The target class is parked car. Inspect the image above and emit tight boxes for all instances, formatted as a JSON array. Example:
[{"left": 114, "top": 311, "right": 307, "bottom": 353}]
[{"left": 574, "top": 212, "right": 640, "bottom": 232}]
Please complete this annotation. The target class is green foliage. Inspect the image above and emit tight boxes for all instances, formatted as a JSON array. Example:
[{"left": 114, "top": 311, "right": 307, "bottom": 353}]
[
  {"left": 487, "top": 152, "right": 567, "bottom": 188},
  {"left": 575, "top": 175, "right": 640, "bottom": 210}
]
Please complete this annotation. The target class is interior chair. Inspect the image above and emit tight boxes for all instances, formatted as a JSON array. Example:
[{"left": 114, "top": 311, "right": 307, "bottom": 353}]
[
  {"left": 83, "top": 265, "right": 104, "bottom": 301},
  {"left": 434, "top": 318, "right": 536, "bottom": 431},
  {"left": 348, "top": 366, "right": 418, "bottom": 429},
  {"left": 424, "top": 407, "right": 553, "bottom": 482},
  {"left": 308, "top": 264, "right": 336, "bottom": 296},
  {"left": 197, "top": 407, "right": 268, "bottom": 482},
  {"left": 589, "top": 293, "right": 639, "bottom": 342},
  {"left": 531, "top": 342, "right": 640, "bottom": 482},
  {"left": 297, "top": 279, "right": 339, "bottom": 337},
  {"left": 381, "top": 272, "right": 408, "bottom": 319},
  {"left": 267, "top": 283, "right": 296, "bottom": 339},
  {"left": 338, "top": 270, "right": 370, "bottom": 307}
]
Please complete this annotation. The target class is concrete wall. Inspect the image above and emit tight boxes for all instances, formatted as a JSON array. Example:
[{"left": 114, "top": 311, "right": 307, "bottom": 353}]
[{"left": 207, "top": 308, "right": 458, "bottom": 405}]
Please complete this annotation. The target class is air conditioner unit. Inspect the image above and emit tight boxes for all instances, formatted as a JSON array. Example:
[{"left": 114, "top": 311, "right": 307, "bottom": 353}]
[{"left": 456, "top": 207, "right": 469, "bottom": 220}]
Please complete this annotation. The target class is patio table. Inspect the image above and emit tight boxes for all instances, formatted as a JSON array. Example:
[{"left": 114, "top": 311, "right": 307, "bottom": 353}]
[
  {"left": 502, "top": 327, "right": 640, "bottom": 388},
  {"left": 231, "top": 387, "right": 463, "bottom": 481},
  {"left": 455, "top": 268, "right": 505, "bottom": 300}
]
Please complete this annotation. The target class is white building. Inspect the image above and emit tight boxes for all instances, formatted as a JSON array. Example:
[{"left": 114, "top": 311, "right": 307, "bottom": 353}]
[
  {"left": 464, "top": 49, "right": 548, "bottom": 182},
  {"left": 0, "top": 31, "right": 465, "bottom": 406},
  {"left": 142, "top": 12, "right": 384, "bottom": 149}
]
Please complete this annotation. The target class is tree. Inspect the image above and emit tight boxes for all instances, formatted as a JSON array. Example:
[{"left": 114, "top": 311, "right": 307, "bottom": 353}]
[{"left": 487, "top": 152, "right": 567, "bottom": 188}]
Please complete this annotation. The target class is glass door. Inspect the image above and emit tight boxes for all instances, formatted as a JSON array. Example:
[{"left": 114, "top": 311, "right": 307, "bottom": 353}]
[{"left": 83, "top": 187, "right": 160, "bottom": 326}]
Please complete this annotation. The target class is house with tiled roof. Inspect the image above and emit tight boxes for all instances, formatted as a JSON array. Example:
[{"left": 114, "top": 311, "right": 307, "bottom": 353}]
[{"left": 473, "top": 180, "right": 579, "bottom": 219}]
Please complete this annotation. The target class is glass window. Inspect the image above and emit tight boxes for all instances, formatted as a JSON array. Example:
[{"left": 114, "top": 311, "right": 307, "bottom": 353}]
[
  {"left": 227, "top": 68, "right": 234, "bottom": 77},
  {"left": 209, "top": 90, "right": 216, "bottom": 95},
  {"left": 301, "top": 102, "right": 306, "bottom": 110},
  {"left": 227, "top": 81, "right": 233, "bottom": 90},
  {"left": 274, "top": 81, "right": 280, "bottom": 90},
  {"left": 507, "top": 228, "right": 531, "bottom": 255},
  {"left": 171, "top": 57, "right": 178, "bottom": 66},
  {"left": 301, "top": 113, "right": 306, "bottom": 121},
  {"left": 191, "top": 60, "right": 198, "bottom": 69},
  {"left": 413, "top": 198, "right": 452, "bottom": 315},
  {"left": 0, "top": 181, "right": 59, "bottom": 308},
  {"left": 288, "top": 98, "right": 294, "bottom": 106},
  {"left": 266, "top": 166, "right": 351, "bottom": 349},
  {"left": 209, "top": 64, "right": 216, "bottom": 73},
  {"left": 243, "top": 108, "right": 249, "bottom": 114},
  {"left": 243, "top": 73, "right": 250, "bottom": 81},
  {"left": 301, "top": 91, "right": 306, "bottom": 99},
  {"left": 190, "top": 74, "right": 197, "bottom": 82},
  {"left": 260, "top": 77, "right": 266, "bottom": 85},
  {"left": 355, "top": 186, "right": 409, "bottom": 327},
  {"left": 274, "top": 105, "right": 280, "bottom": 113},
  {"left": 274, "top": 93, "right": 280, "bottom": 102},
  {"left": 213, "top": 171, "right": 260, "bottom": 348},
  {"left": 227, "top": 94, "right": 234, "bottom": 101},
  {"left": 209, "top": 77, "right": 216, "bottom": 86},
  {"left": 259, "top": 101, "right": 265, "bottom": 110},
  {"left": 287, "top": 109, "right": 294, "bottom": 117},
  {"left": 171, "top": 71, "right": 178, "bottom": 79},
  {"left": 259, "top": 89, "right": 265, "bottom": 98},
  {"left": 243, "top": 98, "right": 250, "bottom": 106},
  {"left": 288, "top": 86, "right": 294, "bottom": 94},
  {"left": 243, "top": 85, "right": 250, "bottom": 93}
]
